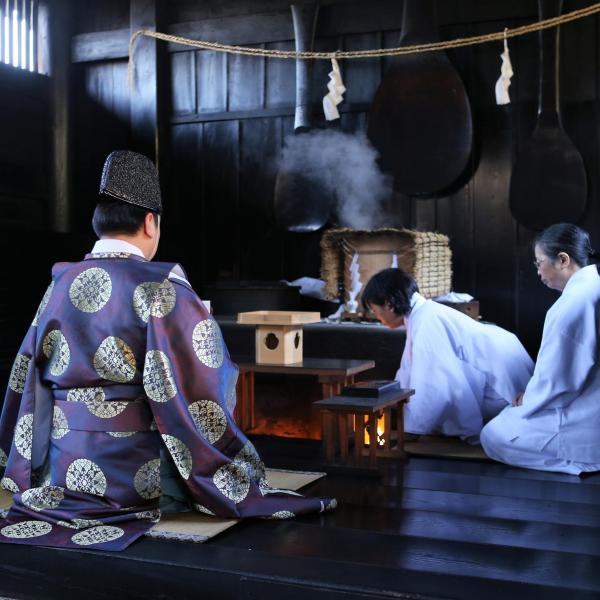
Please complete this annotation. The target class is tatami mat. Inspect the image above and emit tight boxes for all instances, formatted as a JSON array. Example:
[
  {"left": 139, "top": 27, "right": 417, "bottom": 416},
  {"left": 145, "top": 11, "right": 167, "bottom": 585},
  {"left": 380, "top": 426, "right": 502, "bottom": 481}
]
[
  {"left": 0, "top": 469, "right": 326, "bottom": 543},
  {"left": 404, "top": 435, "right": 489, "bottom": 460}
]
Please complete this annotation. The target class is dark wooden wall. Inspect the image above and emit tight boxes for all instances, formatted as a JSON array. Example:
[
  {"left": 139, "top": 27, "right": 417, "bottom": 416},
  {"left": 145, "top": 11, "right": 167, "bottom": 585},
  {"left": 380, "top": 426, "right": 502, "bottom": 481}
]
[
  {"left": 3, "top": 0, "right": 599, "bottom": 371},
  {"left": 0, "top": 63, "right": 51, "bottom": 384}
]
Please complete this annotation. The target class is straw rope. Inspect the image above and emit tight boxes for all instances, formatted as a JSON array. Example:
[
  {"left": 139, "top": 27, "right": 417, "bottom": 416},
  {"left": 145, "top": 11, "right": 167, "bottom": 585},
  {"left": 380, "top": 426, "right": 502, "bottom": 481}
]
[{"left": 128, "top": 1, "right": 600, "bottom": 84}]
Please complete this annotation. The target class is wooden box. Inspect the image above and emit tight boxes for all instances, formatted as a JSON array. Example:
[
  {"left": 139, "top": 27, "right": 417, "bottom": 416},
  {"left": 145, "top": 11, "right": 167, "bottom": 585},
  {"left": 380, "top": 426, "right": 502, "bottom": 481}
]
[
  {"left": 237, "top": 311, "right": 321, "bottom": 365},
  {"left": 437, "top": 300, "right": 480, "bottom": 320},
  {"left": 321, "top": 228, "right": 452, "bottom": 307}
]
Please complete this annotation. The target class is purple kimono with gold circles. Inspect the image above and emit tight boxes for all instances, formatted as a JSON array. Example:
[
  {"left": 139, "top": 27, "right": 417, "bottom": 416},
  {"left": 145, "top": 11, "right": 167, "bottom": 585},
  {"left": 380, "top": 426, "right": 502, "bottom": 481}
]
[{"left": 0, "top": 252, "right": 335, "bottom": 551}]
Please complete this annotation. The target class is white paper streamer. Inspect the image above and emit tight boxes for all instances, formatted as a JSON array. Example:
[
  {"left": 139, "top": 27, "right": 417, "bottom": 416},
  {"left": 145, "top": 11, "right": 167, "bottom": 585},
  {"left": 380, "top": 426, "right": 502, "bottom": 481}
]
[
  {"left": 495, "top": 29, "right": 513, "bottom": 105},
  {"left": 345, "top": 253, "right": 362, "bottom": 313},
  {"left": 323, "top": 58, "right": 346, "bottom": 121}
]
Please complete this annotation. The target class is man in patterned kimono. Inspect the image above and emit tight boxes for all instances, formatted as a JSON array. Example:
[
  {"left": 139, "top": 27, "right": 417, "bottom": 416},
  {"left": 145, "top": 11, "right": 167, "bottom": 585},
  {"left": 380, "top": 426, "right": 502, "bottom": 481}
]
[{"left": 0, "top": 150, "right": 335, "bottom": 550}]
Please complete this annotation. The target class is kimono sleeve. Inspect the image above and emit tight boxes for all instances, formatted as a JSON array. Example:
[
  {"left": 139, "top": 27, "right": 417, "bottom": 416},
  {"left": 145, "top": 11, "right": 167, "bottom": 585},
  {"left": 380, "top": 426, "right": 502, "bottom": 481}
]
[
  {"left": 144, "top": 279, "right": 335, "bottom": 519},
  {"left": 0, "top": 280, "right": 54, "bottom": 493},
  {"left": 400, "top": 319, "right": 486, "bottom": 437},
  {"left": 521, "top": 330, "right": 595, "bottom": 417}
]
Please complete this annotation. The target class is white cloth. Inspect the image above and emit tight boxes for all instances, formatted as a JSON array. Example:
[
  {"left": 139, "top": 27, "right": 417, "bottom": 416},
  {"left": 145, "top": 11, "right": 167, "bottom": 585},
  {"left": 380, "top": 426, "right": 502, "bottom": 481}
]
[
  {"left": 322, "top": 58, "right": 346, "bottom": 121},
  {"left": 92, "top": 239, "right": 190, "bottom": 285},
  {"left": 92, "top": 238, "right": 145, "bottom": 258},
  {"left": 396, "top": 293, "right": 533, "bottom": 439},
  {"left": 481, "top": 265, "right": 600, "bottom": 474},
  {"left": 433, "top": 291, "right": 474, "bottom": 303},
  {"left": 495, "top": 34, "right": 513, "bottom": 105},
  {"left": 283, "top": 277, "right": 328, "bottom": 300}
]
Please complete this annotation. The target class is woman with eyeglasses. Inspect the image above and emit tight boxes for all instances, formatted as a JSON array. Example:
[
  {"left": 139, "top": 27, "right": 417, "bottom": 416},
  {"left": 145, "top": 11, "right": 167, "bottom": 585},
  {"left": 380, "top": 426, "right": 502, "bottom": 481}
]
[
  {"left": 361, "top": 269, "right": 533, "bottom": 444},
  {"left": 481, "top": 223, "right": 600, "bottom": 474}
]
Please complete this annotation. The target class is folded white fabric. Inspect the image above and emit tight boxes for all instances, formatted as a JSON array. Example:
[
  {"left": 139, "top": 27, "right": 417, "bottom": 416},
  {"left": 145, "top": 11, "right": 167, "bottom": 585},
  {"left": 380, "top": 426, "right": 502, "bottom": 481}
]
[
  {"left": 323, "top": 58, "right": 346, "bottom": 121},
  {"left": 282, "top": 276, "right": 329, "bottom": 300},
  {"left": 495, "top": 31, "right": 513, "bottom": 105},
  {"left": 434, "top": 291, "right": 475, "bottom": 303}
]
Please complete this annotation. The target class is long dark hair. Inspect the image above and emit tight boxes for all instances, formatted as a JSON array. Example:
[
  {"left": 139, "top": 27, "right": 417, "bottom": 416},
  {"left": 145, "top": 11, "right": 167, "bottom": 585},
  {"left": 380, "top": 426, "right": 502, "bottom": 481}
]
[
  {"left": 361, "top": 268, "right": 419, "bottom": 315},
  {"left": 535, "top": 223, "right": 599, "bottom": 267}
]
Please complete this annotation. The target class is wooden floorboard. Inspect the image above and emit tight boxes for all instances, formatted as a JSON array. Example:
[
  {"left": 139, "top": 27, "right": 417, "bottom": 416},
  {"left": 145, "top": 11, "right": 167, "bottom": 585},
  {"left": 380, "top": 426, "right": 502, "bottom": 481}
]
[
  {"left": 399, "top": 469, "right": 600, "bottom": 504},
  {"left": 305, "top": 477, "right": 600, "bottom": 527},
  {"left": 318, "top": 503, "right": 600, "bottom": 556},
  {"left": 214, "top": 520, "right": 600, "bottom": 594},
  {"left": 404, "top": 456, "right": 600, "bottom": 485},
  {"left": 1, "top": 537, "right": 597, "bottom": 600},
  {"left": 1, "top": 435, "right": 599, "bottom": 599}
]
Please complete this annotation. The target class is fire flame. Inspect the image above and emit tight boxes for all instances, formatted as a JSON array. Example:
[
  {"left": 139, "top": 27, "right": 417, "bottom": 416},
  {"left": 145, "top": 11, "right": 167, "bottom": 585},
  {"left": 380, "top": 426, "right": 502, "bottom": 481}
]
[{"left": 362, "top": 414, "right": 385, "bottom": 447}]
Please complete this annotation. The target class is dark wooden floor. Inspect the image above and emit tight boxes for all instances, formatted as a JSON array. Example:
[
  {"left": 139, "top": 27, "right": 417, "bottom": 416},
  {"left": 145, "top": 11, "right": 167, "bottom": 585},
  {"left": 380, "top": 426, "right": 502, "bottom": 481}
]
[{"left": 0, "top": 436, "right": 599, "bottom": 600}]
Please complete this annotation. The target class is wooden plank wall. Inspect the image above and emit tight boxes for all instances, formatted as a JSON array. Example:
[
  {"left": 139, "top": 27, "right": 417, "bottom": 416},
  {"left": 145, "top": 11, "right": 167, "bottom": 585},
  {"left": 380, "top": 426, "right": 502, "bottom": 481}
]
[
  {"left": 0, "top": 63, "right": 51, "bottom": 384},
  {"left": 69, "top": 0, "right": 600, "bottom": 356}
]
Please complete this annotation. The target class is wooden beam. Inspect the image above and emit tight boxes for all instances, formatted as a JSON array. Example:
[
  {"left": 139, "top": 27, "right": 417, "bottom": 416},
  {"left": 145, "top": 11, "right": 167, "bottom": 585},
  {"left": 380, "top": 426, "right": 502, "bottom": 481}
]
[
  {"left": 167, "top": 13, "right": 293, "bottom": 50},
  {"left": 71, "top": 28, "right": 130, "bottom": 63},
  {"left": 71, "top": 0, "right": 539, "bottom": 64},
  {"left": 169, "top": 102, "right": 371, "bottom": 125}
]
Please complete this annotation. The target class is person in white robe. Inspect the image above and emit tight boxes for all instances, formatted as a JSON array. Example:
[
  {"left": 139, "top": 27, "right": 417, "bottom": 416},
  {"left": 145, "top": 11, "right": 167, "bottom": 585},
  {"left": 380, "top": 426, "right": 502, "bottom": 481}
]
[
  {"left": 362, "top": 269, "right": 533, "bottom": 442},
  {"left": 481, "top": 223, "right": 600, "bottom": 474}
]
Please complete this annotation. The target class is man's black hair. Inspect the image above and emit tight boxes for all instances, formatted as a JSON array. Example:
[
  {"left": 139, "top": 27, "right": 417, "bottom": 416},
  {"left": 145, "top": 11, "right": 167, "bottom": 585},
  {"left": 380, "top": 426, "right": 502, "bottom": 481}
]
[
  {"left": 92, "top": 199, "right": 158, "bottom": 237},
  {"left": 361, "top": 268, "right": 419, "bottom": 315}
]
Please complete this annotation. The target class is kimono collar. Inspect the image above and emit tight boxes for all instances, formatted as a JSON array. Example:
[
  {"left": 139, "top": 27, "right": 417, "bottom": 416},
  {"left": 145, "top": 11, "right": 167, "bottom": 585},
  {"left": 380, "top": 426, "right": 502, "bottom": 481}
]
[
  {"left": 562, "top": 264, "right": 598, "bottom": 293},
  {"left": 408, "top": 292, "right": 426, "bottom": 315},
  {"left": 87, "top": 239, "right": 147, "bottom": 261}
]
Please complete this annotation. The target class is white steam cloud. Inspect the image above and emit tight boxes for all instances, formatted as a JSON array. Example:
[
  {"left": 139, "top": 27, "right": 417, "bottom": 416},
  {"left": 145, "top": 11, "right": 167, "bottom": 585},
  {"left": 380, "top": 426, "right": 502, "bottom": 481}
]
[{"left": 278, "top": 129, "right": 392, "bottom": 230}]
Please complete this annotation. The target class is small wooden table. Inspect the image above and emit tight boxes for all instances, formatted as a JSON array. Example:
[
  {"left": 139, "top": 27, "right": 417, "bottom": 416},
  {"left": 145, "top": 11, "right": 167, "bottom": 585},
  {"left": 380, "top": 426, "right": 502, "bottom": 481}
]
[
  {"left": 233, "top": 357, "right": 375, "bottom": 431},
  {"left": 314, "top": 388, "right": 415, "bottom": 469}
]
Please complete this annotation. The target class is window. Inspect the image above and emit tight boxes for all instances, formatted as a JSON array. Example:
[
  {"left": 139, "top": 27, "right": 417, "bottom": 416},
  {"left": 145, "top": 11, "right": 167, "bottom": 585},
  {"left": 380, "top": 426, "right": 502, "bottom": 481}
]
[{"left": 0, "top": 0, "right": 37, "bottom": 72}]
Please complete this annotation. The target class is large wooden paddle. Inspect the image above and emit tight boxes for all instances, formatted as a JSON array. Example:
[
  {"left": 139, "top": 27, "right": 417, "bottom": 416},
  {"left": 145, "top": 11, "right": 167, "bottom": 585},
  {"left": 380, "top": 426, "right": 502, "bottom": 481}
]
[
  {"left": 509, "top": 0, "right": 587, "bottom": 231},
  {"left": 367, "top": 0, "right": 472, "bottom": 196},
  {"left": 273, "top": 4, "right": 332, "bottom": 232}
]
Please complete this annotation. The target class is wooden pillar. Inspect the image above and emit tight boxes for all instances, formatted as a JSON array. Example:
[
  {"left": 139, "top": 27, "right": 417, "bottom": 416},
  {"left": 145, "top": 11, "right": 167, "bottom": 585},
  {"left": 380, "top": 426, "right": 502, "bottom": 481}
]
[
  {"left": 129, "top": 0, "right": 177, "bottom": 235},
  {"left": 323, "top": 411, "right": 335, "bottom": 464},
  {"left": 396, "top": 404, "right": 406, "bottom": 458},
  {"left": 338, "top": 414, "right": 348, "bottom": 461},
  {"left": 129, "top": 0, "right": 164, "bottom": 166},
  {"left": 354, "top": 415, "right": 364, "bottom": 466},
  {"left": 40, "top": 0, "right": 72, "bottom": 232}
]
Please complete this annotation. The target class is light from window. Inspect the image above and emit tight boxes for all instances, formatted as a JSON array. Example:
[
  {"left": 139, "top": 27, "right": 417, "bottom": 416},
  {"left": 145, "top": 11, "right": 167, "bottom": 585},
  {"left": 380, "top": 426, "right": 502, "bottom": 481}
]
[{"left": 0, "top": 0, "right": 37, "bottom": 72}]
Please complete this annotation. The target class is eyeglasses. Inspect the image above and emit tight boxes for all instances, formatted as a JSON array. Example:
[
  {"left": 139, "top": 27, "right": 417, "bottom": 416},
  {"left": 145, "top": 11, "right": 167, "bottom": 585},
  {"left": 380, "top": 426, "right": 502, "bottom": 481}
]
[{"left": 532, "top": 258, "right": 548, "bottom": 268}]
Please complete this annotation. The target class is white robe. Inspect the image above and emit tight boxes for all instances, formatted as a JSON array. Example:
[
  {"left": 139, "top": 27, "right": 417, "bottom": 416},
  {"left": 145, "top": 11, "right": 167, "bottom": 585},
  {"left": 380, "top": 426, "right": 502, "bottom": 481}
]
[
  {"left": 481, "top": 265, "right": 600, "bottom": 474},
  {"left": 397, "top": 294, "right": 533, "bottom": 440}
]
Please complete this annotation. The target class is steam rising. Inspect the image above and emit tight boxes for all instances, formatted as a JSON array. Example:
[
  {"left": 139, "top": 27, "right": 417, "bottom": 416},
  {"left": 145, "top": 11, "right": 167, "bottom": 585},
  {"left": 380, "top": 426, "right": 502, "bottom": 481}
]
[{"left": 278, "top": 129, "right": 392, "bottom": 230}]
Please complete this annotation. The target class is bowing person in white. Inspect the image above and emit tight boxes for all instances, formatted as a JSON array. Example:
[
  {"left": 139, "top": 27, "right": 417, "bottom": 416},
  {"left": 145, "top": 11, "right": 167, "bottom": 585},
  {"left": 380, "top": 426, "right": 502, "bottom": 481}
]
[
  {"left": 481, "top": 223, "right": 600, "bottom": 474},
  {"left": 362, "top": 269, "right": 533, "bottom": 442}
]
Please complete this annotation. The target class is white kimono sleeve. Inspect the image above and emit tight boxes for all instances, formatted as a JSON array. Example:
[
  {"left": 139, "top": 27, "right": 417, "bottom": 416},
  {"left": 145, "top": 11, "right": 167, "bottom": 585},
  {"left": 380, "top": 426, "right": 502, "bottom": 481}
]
[
  {"left": 521, "top": 330, "right": 595, "bottom": 418},
  {"left": 398, "top": 323, "right": 486, "bottom": 437}
]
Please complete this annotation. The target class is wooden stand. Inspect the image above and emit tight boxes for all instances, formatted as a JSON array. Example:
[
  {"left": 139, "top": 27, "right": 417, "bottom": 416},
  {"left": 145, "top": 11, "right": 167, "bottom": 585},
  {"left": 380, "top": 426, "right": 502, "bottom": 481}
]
[
  {"left": 234, "top": 357, "right": 375, "bottom": 432},
  {"left": 237, "top": 311, "right": 321, "bottom": 365},
  {"left": 314, "top": 388, "right": 415, "bottom": 471}
]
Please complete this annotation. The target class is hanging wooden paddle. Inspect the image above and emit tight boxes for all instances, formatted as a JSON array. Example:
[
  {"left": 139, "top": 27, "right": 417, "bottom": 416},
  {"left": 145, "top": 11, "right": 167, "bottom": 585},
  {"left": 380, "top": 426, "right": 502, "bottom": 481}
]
[
  {"left": 509, "top": 0, "right": 587, "bottom": 231},
  {"left": 273, "top": 4, "right": 333, "bottom": 232},
  {"left": 367, "top": 0, "right": 472, "bottom": 196}
]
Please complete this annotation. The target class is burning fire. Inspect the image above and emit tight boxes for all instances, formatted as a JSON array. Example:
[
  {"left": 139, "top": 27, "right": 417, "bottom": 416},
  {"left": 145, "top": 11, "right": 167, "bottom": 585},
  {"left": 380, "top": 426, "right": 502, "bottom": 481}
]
[{"left": 354, "top": 414, "right": 385, "bottom": 447}]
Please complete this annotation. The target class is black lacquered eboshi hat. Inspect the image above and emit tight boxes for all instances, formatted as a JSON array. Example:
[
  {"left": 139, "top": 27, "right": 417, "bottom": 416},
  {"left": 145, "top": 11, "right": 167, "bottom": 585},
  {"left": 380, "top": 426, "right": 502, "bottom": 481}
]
[{"left": 99, "top": 150, "right": 162, "bottom": 214}]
